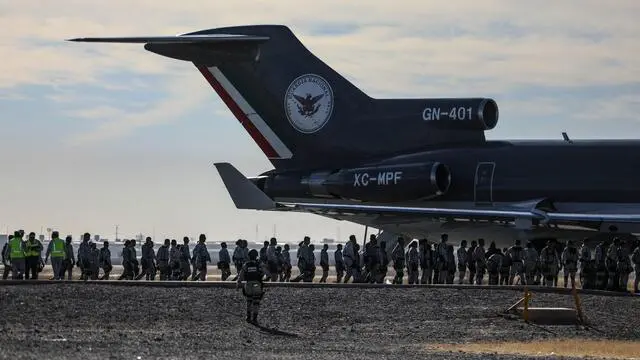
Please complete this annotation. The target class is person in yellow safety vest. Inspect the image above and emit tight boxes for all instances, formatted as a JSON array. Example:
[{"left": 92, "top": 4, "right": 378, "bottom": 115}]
[
  {"left": 8, "top": 231, "right": 26, "bottom": 280},
  {"left": 24, "top": 232, "right": 43, "bottom": 280},
  {"left": 45, "top": 231, "right": 66, "bottom": 280}
]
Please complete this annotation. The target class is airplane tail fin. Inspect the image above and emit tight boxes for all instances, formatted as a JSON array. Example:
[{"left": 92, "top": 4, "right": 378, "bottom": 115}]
[{"left": 69, "top": 25, "right": 496, "bottom": 171}]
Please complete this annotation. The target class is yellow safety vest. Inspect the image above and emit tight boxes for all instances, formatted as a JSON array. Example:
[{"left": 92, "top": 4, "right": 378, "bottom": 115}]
[
  {"left": 9, "top": 238, "right": 25, "bottom": 259},
  {"left": 51, "top": 238, "right": 66, "bottom": 258},
  {"left": 25, "top": 239, "right": 41, "bottom": 257}
]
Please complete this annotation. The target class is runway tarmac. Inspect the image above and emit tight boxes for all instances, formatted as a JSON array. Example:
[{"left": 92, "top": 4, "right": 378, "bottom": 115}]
[{"left": 0, "top": 283, "right": 638, "bottom": 359}]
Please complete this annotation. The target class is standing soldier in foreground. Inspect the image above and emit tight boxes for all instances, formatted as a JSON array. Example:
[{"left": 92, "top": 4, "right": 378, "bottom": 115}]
[
  {"left": 606, "top": 238, "right": 621, "bottom": 291},
  {"left": 7, "top": 231, "right": 25, "bottom": 280},
  {"left": 499, "top": 248, "right": 511, "bottom": 285},
  {"left": 218, "top": 242, "right": 232, "bottom": 281},
  {"left": 266, "top": 238, "right": 279, "bottom": 282},
  {"left": 419, "top": 239, "right": 432, "bottom": 285},
  {"left": 507, "top": 239, "right": 525, "bottom": 285},
  {"left": 156, "top": 239, "right": 171, "bottom": 280},
  {"left": 617, "top": 244, "right": 632, "bottom": 292},
  {"left": 77, "top": 233, "right": 91, "bottom": 280},
  {"left": 594, "top": 241, "right": 608, "bottom": 290},
  {"left": 231, "top": 240, "right": 244, "bottom": 281},
  {"left": 579, "top": 238, "right": 592, "bottom": 287},
  {"left": 192, "top": 234, "right": 211, "bottom": 281},
  {"left": 86, "top": 242, "right": 100, "bottom": 280},
  {"left": 486, "top": 249, "right": 503, "bottom": 285},
  {"left": 237, "top": 249, "right": 265, "bottom": 324},
  {"left": 473, "top": 238, "right": 487, "bottom": 285},
  {"left": 169, "top": 239, "right": 180, "bottom": 280},
  {"left": 376, "top": 240, "right": 388, "bottom": 284},
  {"left": 44, "top": 231, "right": 66, "bottom": 280},
  {"left": 180, "top": 237, "right": 192, "bottom": 281},
  {"left": 523, "top": 241, "right": 538, "bottom": 285},
  {"left": 99, "top": 241, "right": 112, "bottom": 280},
  {"left": 539, "top": 241, "right": 559, "bottom": 287}
]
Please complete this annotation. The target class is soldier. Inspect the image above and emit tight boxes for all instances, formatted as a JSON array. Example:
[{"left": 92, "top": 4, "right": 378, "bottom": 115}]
[
  {"left": 456, "top": 241, "right": 468, "bottom": 285},
  {"left": 617, "top": 244, "right": 632, "bottom": 292},
  {"left": 631, "top": 245, "right": 640, "bottom": 293},
  {"left": 342, "top": 235, "right": 357, "bottom": 283},
  {"left": 434, "top": 234, "right": 448, "bottom": 284},
  {"left": 1, "top": 234, "right": 12, "bottom": 280},
  {"left": 237, "top": 249, "right": 265, "bottom": 324},
  {"left": 507, "top": 239, "right": 525, "bottom": 285},
  {"left": 334, "top": 244, "right": 344, "bottom": 283},
  {"left": 499, "top": 247, "right": 511, "bottom": 285},
  {"left": 7, "top": 231, "right": 25, "bottom": 280},
  {"left": 266, "top": 238, "right": 279, "bottom": 282},
  {"left": 259, "top": 241, "right": 270, "bottom": 280},
  {"left": 578, "top": 238, "right": 592, "bottom": 287},
  {"left": 135, "top": 237, "right": 156, "bottom": 280},
  {"left": 169, "top": 239, "right": 180, "bottom": 280},
  {"left": 606, "top": 238, "right": 621, "bottom": 291},
  {"left": 352, "top": 243, "right": 362, "bottom": 282},
  {"left": 62, "top": 236, "right": 75, "bottom": 280},
  {"left": 473, "top": 238, "right": 486, "bottom": 285},
  {"left": 405, "top": 240, "right": 420, "bottom": 284},
  {"left": 24, "top": 232, "right": 43, "bottom": 280},
  {"left": 594, "top": 241, "right": 608, "bottom": 290},
  {"left": 376, "top": 240, "right": 389, "bottom": 284},
  {"left": 446, "top": 244, "right": 456, "bottom": 284},
  {"left": 282, "top": 244, "right": 292, "bottom": 282},
  {"left": 523, "top": 241, "right": 538, "bottom": 286},
  {"left": 539, "top": 241, "right": 559, "bottom": 287},
  {"left": 120, "top": 240, "right": 135, "bottom": 280},
  {"left": 218, "top": 242, "right": 231, "bottom": 281},
  {"left": 77, "top": 233, "right": 91, "bottom": 280},
  {"left": 419, "top": 239, "right": 432, "bottom": 284},
  {"left": 561, "top": 240, "right": 579, "bottom": 288},
  {"left": 486, "top": 249, "right": 503, "bottom": 285},
  {"left": 44, "top": 231, "right": 66, "bottom": 280},
  {"left": 192, "top": 234, "right": 211, "bottom": 281},
  {"left": 86, "top": 242, "right": 100, "bottom": 280},
  {"left": 317, "top": 244, "right": 329, "bottom": 283},
  {"left": 391, "top": 237, "right": 406, "bottom": 284},
  {"left": 303, "top": 242, "right": 316, "bottom": 282},
  {"left": 363, "top": 234, "right": 378, "bottom": 283},
  {"left": 156, "top": 239, "right": 171, "bottom": 280},
  {"left": 467, "top": 240, "right": 477, "bottom": 285},
  {"left": 275, "top": 246, "right": 284, "bottom": 281},
  {"left": 180, "top": 237, "right": 192, "bottom": 281},
  {"left": 231, "top": 240, "right": 244, "bottom": 281},
  {"left": 99, "top": 241, "right": 112, "bottom": 280}
]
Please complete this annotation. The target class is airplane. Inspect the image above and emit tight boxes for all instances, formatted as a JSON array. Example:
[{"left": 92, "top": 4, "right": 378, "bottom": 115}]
[{"left": 68, "top": 25, "right": 640, "bottom": 250}]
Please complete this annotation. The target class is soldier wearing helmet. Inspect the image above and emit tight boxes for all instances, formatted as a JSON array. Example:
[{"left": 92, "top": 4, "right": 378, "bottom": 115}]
[{"left": 237, "top": 249, "right": 265, "bottom": 324}]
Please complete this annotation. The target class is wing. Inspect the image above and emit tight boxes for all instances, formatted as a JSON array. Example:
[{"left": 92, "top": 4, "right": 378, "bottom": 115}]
[
  {"left": 67, "top": 34, "right": 270, "bottom": 43},
  {"left": 293, "top": 94, "right": 306, "bottom": 105},
  {"left": 310, "top": 94, "right": 324, "bottom": 104}
]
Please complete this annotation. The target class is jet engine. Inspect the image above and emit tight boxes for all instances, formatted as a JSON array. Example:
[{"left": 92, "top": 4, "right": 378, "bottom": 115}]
[
  {"left": 421, "top": 98, "right": 499, "bottom": 131},
  {"left": 302, "top": 162, "right": 451, "bottom": 202}
]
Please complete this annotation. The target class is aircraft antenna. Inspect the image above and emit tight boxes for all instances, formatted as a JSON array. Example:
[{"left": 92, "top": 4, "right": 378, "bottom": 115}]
[{"left": 562, "top": 132, "right": 572, "bottom": 143}]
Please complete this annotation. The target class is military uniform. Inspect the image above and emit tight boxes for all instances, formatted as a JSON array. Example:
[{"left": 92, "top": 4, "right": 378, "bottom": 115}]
[
  {"left": 218, "top": 246, "right": 231, "bottom": 281},
  {"left": 539, "top": 244, "right": 559, "bottom": 287},
  {"left": 62, "top": 239, "right": 75, "bottom": 280},
  {"left": 156, "top": 243, "right": 170, "bottom": 280},
  {"left": 137, "top": 241, "right": 156, "bottom": 280},
  {"left": 523, "top": 245, "right": 538, "bottom": 285},
  {"left": 238, "top": 258, "right": 264, "bottom": 324},
  {"left": 99, "top": 245, "right": 112, "bottom": 280},
  {"left": 507, "top": 244, "right": 524, "bottom": 285},
  {"left": 121, "top": 244, "right": 135, "bottom": 280},
  {"left": 617, "top": 247, "right": 632, "bottom": 292},
  {"left": 281, "top": 246, "right": 292, "bottom": 282},
  {"left": 594, "top": 242, "right": 608, "bottom": 290},
  {"left": 180, "top": 242, "right": 192, "bottom": 280},
  {"left": 561, "top": 243, "right": 579, "bottom": 288},
  {"left": 473, "top": 244, "right": 486, "bottom": 285},
  {"left": 391, "top": 240, "right": 406, "bottom": 284},
  {"left": 579, "top": 243, "right": 592, "bottom": 287},
  {"left": 434, "top": 241, "right": 448, "bottom": 284},
  {"left": 419, "top": 241, "right": 432, "bottom": 284},
  {"left": 487, "top": 252, "right": 502, "bottom": 285},
  {"left": 406, "top": 242, "right": 420, "bottom": 284},
  {"left": 77, "top": 240, "right": 90, "bottom": 280},
  {"left": 499, "top": 249, "right": 511, "bottom": 285},
  {"left": 319, "top": 247, "right": 329, "bottom": 283},
  {"left": 456, "top": 245, "right": 468, "bottom": 285},
  {"left": 266, "top": 243, "right": 279, "bottom": 282},
  {"left": 631, "top": 247, "right": 640, "bottom": 293},
  {"left": 169, "top": 243, "right": 180, "bottom": 280},
  {"left": 24, "top": 236, "right": 43, "bottom": 280},
  {"left": 86, "top": 244, "right": 100, "bottom": 280},
  {"left": 1, "top": 241, "right": 11, "bottom": 280},
  {"left": 334, "top": 246, "right": 345, "bottom": 283},
  {"left": 363, "top": 238, "right": 379, "bottom": 283},
  {"left": 376, "top": 242, "right": 388, "bottom": 284},
  {"left": 192, "top": 242, "right": 211, "bottom": 281},
  {"left": 605, "top": 242, "right": 620, "bottom": 291},
  {"left": 342, "top": 240, "right": 356, "bottom": 283}
]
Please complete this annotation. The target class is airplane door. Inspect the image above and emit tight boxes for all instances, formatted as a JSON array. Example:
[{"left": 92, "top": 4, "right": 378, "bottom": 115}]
[{"left": 474, "top": 162, "right": 495, "bottom": 205}]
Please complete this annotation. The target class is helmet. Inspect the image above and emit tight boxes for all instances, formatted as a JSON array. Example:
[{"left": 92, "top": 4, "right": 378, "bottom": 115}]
[{"left": 248, "top": 249, "right": 258, "bottom": 260}]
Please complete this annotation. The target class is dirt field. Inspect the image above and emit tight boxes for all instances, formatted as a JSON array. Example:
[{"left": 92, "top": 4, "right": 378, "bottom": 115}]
[{"left": 0, "top": 283, "right": 637, "bottom": 359}]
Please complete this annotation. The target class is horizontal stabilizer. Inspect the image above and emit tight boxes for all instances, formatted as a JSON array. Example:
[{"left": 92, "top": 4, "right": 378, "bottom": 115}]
[
  {"left": 66, "top": 34, "right": 269, "bottom": 43},
  {"left": 214, "top": 162, "right": 275, "bottom": 210}
]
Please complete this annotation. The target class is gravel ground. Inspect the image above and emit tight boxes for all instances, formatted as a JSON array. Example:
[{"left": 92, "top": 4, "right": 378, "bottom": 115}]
[{"left": 0, "top": 284, "right": 637, "bottom": 360}]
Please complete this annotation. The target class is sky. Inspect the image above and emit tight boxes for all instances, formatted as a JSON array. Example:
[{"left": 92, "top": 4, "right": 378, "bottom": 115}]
[{"left": 1, "top": 1, "right": 639, "bottom": 243}]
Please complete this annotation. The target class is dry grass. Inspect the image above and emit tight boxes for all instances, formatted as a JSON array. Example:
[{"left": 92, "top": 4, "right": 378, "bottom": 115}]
[{"left": 427, "top": 339, "right": 640, "bottom": 359}]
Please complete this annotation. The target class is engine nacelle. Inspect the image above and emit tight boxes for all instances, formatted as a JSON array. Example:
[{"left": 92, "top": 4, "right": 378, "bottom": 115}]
[
  {"left": 421, "top": 98, "right": 499, "bottom": 131},
  {"left": 304, "top": 162, "right": 451, "bottom": 202}
]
